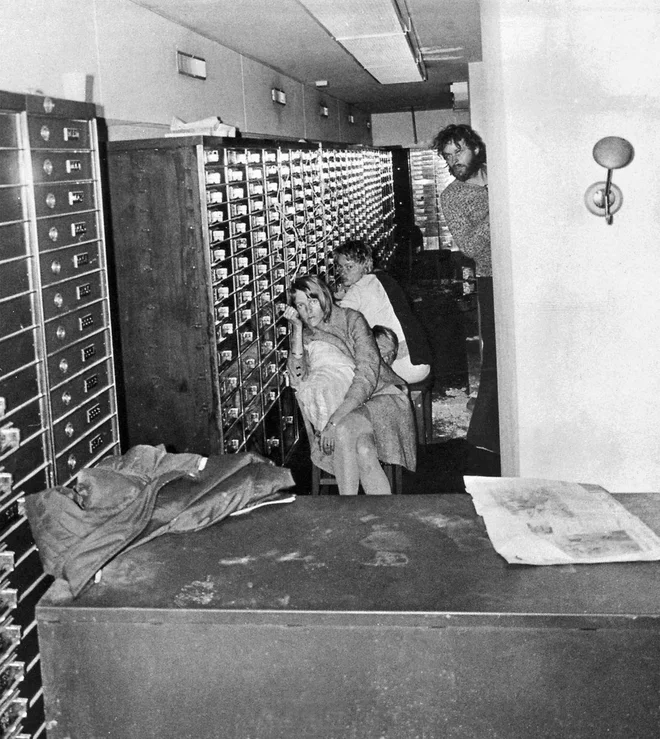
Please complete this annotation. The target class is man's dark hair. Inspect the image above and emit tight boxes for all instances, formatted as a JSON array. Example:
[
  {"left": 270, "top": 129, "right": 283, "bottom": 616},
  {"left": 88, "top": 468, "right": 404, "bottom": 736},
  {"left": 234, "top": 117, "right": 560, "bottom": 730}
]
[{"left": 433, "top": 124, "right": 487, "bottom": 166}]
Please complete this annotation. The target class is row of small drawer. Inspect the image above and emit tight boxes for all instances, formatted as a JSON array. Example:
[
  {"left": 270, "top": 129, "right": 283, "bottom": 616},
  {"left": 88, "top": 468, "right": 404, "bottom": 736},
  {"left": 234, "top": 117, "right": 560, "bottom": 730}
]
[
  {"left": 3, "top": 292, "right": 106, "bottom": 355},
  {"left": 0, "top": 112, "right": 90, "bottom": 151},
  {"left": 0, "top": 148, "right": 94, "bottom": 187},
  {"left": 0, "top": 329, "right": 109, "bottom": 420},
  {"left": 0, "top": 213, "right": 99, "bottom": 263},
  {"left": 0, "top": 180, "right": 96, "bottom": 220}
]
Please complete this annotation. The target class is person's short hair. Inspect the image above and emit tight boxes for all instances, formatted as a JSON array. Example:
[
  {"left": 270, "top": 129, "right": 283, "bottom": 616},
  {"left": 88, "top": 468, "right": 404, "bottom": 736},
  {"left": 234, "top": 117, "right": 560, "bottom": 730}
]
[
  {"left": 372, "top": 324, "right": 399, "bottom": 363},
  {"left": 333, "top": 239, "right": 373, "bottom": 274},
  {"left": 433, "top": 124, "right": 487, "bottom": 166},
  {"left": 289, "top": 274, "right": 333, "bottom": 321}
]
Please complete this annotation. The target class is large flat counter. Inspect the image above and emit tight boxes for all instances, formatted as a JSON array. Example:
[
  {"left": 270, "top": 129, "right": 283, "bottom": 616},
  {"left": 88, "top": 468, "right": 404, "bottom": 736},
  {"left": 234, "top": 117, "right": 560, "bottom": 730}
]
[{"left": 36, "top": 494, "right": 660, "bottom": 738}]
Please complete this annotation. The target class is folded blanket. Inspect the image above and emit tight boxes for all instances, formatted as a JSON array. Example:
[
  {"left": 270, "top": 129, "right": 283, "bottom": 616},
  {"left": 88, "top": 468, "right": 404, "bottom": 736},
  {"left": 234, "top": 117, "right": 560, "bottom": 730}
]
[{"left": 25, "top": 445, "right": 295, "bottom": 596}]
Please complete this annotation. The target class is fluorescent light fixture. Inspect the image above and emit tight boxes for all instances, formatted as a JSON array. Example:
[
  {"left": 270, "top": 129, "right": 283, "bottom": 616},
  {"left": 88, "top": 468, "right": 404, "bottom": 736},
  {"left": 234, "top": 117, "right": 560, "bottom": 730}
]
[
  {"left": 298, "top": 0, "right": 426, "bottom": 84},
  {"left": 272, "top": 88, "right": 287, "bottom": 105},
  {"left": 315, "top": 80, "right": 329, "bottom": 88},
  {"left": 177, "top": 51, "right": 206, "bottom": 80}
]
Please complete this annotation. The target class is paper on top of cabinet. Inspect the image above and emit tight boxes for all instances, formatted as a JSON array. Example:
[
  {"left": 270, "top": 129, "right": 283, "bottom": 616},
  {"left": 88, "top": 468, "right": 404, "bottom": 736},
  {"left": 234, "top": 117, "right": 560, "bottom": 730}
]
[{"left": 464, "top": 476, "right": 660, "bottom": 565}]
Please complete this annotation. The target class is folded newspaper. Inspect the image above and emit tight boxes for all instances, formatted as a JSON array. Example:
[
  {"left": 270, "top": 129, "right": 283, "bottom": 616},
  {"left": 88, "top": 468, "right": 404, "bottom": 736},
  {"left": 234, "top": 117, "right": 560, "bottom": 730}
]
[{"left": 464, "top": 477, "right": 660, "bottom": 565}]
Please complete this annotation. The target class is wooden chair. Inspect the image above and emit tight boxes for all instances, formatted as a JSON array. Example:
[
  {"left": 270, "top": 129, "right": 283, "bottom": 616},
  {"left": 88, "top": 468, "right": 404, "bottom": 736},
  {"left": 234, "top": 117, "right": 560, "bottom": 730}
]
[
  {"left": 297, "top": 395, "right": 404, "bottom": 495},
  {"left": 407, "top": 373, "right": 434, "bottom": 445}
]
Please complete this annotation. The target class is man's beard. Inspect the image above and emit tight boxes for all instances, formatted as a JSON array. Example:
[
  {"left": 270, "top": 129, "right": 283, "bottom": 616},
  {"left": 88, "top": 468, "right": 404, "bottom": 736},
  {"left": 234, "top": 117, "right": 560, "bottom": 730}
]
[{"left": 451, "top": 155, "right": 481, "bottom": 182}]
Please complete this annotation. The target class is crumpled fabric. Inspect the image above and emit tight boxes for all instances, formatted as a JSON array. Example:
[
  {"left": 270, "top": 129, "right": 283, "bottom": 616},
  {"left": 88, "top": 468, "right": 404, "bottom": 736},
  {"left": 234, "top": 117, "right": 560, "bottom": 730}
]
[{"left": 25, "top": 444, "right": 295, "bottom": 597}]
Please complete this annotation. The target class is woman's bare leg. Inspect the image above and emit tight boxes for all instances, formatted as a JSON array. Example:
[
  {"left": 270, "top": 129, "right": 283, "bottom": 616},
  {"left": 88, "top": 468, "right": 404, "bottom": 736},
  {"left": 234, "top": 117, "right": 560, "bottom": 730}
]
[
  {"left": 356, "top": 431, "right": 391, "bottom": 495},
  {"left": 332, "top": 413, "right": 391, "bottom": 496},
  {"left": 331, "top": 414, "right": 363, "bottom": 495}
]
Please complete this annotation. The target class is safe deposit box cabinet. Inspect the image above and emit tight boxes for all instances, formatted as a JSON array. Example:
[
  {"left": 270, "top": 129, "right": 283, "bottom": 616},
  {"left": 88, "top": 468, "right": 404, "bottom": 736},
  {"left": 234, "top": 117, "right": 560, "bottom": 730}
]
[
  {"left": 0, "top": 91, "right": 120, "bottom": 737},
  {"left": 107, "top": 136, "right": 395, "bottom": 464}
]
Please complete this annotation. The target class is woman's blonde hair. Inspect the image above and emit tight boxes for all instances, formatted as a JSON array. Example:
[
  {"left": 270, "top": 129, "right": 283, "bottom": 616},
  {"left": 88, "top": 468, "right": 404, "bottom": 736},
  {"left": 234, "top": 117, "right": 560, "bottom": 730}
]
[{"left": 289, "top": 274, "right": 334, "bottom": 321}]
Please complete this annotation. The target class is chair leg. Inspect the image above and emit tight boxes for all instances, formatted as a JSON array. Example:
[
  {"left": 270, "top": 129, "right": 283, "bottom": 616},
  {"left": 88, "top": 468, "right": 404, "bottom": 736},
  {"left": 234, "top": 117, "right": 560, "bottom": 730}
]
[
  {"left": 422, "top": 387, "right": 433, "bottom": 444},
  {"left": 383, "top": 463, "right": 403, "bottom": 494},
  {"left": 311, "top": 464, "right": 321, "bottom": 495}
]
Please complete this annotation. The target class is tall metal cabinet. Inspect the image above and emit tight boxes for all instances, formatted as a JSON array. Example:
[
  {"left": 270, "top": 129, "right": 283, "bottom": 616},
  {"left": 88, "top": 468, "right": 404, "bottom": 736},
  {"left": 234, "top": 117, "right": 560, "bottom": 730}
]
[
  {"left": 106, "top": 136, "right": 395, "bottom": 463},
  {"left": 0, "top": 91, "right": 120, "bottom": 737}
]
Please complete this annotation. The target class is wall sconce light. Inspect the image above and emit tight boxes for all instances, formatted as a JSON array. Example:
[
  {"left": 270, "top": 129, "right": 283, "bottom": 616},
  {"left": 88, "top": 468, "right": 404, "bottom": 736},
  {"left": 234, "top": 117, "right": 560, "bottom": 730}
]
[
  {"left": 272, "top": 88, "right": 287, "bottom": 105},
  {"left": 584, "top": 136, "right": 634, "bottom": 225},
  {"left": 319, "top": 104, "right": 329, "bottom": 118}
]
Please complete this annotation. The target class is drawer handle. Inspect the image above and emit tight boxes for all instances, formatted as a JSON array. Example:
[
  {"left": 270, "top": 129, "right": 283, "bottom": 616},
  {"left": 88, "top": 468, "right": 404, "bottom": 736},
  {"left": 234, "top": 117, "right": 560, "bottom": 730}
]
[
  {"left": 61, "top": 391, "right": 72, "bottom": 406},
  {"left": 40, "top": 125, "right": 50, "bottom": 142},
  {"left": 48, "top": 226, "right": 59, "bottom": 242},
  {"left": 67, "top": 454, "right": 78, "bottom": 471},
  {"left": 42, "top": 159, "right": 54, "bottom": 176},
  {"left": 59, "top": 358, "right": 69, "bottom": 374},
  {"left": 56, "top": 326, "right": 66, "bottom": 340},
  {"left": 46, "top": 193, "right": 56, "bottom": 209},
  {"left": 65, "top": 422, "right": 75, "bottom": 438},
  {"left": 51, "top": 259, "right": 61, "bottom": 274}
]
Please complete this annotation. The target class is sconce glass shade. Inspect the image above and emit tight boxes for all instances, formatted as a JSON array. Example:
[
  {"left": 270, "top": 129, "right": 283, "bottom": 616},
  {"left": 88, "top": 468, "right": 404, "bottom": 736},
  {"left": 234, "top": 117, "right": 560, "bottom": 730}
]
[
  {"left": 592, "top": 136, "right": 634, "bottom": 170},
  {"left": 586, "top": 136, "right": 634, "bottom": 224}
]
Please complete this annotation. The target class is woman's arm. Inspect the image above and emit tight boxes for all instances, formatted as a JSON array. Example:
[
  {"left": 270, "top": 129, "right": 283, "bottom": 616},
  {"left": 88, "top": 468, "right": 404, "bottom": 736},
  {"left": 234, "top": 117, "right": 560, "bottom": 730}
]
[
  {"left": 283, "top": 305, "right": 307, "bottom": 386},
  {"left": 326, "top": 309, "right": 380, "bottom": 424}
]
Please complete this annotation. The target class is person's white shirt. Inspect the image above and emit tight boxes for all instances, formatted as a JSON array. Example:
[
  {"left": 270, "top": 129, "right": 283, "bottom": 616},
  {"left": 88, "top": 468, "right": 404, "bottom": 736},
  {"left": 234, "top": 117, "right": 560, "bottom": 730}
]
[{"left": 338, "top": 274, "right": 430, "bottom": 384}]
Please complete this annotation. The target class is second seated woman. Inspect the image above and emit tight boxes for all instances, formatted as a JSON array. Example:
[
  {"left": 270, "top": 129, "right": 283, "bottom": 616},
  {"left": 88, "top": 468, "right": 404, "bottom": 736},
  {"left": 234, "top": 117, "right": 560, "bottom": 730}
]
[
  {"left": 284, "top": 275, "right": 416, "bottom": 496},
  {"left": 334, "top": 239, "right": 432, "bottom": 385}
]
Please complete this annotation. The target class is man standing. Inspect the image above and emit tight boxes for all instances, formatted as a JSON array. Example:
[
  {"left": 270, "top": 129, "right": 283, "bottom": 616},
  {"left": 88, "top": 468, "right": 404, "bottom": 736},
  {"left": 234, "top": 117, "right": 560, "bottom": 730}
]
[{"left": 434, "top": 124, "right": 499, "bottom": 460}]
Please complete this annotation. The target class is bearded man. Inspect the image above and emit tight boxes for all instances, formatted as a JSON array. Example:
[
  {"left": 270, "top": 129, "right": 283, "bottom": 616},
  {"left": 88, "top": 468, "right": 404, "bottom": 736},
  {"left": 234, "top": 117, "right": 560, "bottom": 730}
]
[{"left": 434, "top": 124, "right": 499, "bottom": 461}]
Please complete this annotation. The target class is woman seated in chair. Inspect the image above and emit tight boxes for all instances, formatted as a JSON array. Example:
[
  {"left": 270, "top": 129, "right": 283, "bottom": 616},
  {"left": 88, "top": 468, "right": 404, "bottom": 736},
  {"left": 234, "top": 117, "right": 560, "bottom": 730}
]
[{"left": 284, "top": 275, "right": 416, "bottom": 496}]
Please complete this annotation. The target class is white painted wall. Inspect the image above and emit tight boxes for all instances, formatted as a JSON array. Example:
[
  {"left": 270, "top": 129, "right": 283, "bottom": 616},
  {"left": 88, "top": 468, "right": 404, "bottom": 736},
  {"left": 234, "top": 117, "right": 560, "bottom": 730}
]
[
  {"left": 0, "top": 0, "right": 371, "bottom": 144},
  {"left": 479, "top": 0, "right": 660, "bottom": 491}
]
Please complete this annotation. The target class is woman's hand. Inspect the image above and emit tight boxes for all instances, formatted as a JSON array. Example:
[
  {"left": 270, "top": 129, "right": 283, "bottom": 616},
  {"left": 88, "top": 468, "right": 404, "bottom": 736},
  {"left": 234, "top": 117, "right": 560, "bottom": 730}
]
[
  {"left": 320, "top": 421, "right": 337, "bottom": 455},
  {"left": 334, "top": 284, "right": 347, "bottom": 300},
  {"left": 282, "top": 305, "right": 303, "bottom": 328}
]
